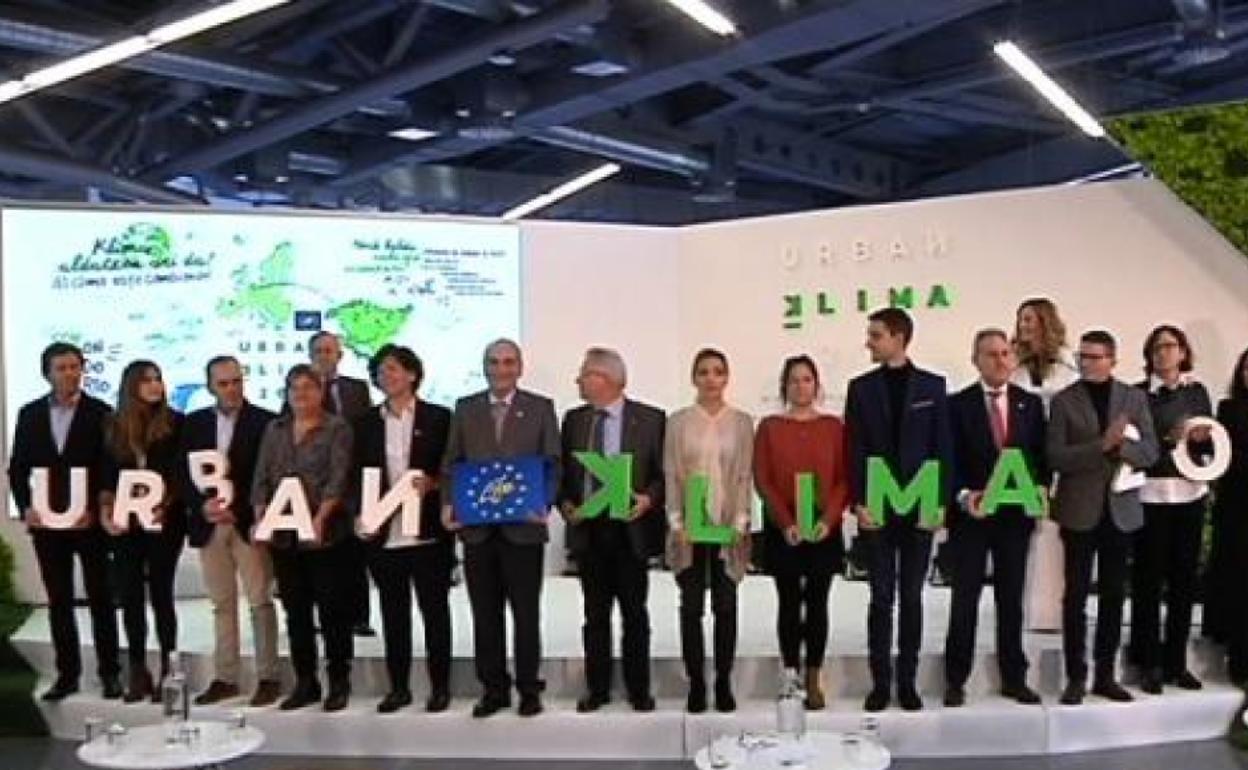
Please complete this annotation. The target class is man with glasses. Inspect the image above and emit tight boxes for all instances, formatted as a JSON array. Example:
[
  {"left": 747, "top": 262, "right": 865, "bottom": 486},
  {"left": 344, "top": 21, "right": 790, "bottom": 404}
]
[{"left": 1047, "top": 330, "right": 1158, "bottom": 705}]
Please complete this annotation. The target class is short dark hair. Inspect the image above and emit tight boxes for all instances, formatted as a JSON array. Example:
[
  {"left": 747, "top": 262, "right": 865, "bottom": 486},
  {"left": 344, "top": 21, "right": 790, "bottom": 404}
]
[
  {"left": 1230, "top": 346, "right": 1248, "bottom": 402},
  {"left": 779, "top": 354, "right": 820, "bottom": 402},
  {"left": 690, "top": 348, "right": 728, "bottom": 378},
  {"left": 1080, "top": 329, "right": 1117, "bottom": 355},
  {"left": 41, "top": 341, "right": 84, "bottom": 377},
  {"left": 204, "top": 355, "right": 240, "bottom": 384},
  {"left": 285, "top": 363, "right": 322, "bottom": 392},
  {"left": 868, "top": 308, "right": 914, "bottom": 345},
  {"left": 972, "top": 328, "right": 1009, "bottom": 358},
  {"left": 1142, "top": 324, "right": 1194, "bottom": 376},
  {"left": 368, "top": 344, "right": 424, "bottom": 393},
  {"left": 308, "top": 331, "right": 337, "bottom": 349}
]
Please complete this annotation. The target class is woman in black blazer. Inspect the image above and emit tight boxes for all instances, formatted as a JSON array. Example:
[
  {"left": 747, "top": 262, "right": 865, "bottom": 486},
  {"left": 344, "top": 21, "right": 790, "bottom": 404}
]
[
  {"left": 99, "top": 360, "right": 186, "bottom": 703},
  {"left": 353, "top": 344, "right": 453, "bottom": 713}
]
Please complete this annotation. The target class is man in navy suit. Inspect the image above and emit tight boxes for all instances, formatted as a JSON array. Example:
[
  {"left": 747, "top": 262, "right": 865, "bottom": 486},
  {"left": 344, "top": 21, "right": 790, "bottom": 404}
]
[
  {"left": 845, "top": 308, "right": 952, "bottom": 712},
  {"left": 943, "top": 330, "right": 1047, "bottom": 707}
]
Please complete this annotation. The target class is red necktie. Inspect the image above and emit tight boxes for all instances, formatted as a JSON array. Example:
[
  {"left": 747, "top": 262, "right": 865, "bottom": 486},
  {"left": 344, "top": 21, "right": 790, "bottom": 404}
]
[{"left": 988, "top": 389, "right": 1007, "bottom": 449}]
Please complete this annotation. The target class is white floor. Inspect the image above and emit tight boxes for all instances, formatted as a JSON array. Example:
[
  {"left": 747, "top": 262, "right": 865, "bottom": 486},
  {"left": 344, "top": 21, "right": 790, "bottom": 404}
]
[{"left": 11, "top": 576, "right": 1244, "bottom": 759}]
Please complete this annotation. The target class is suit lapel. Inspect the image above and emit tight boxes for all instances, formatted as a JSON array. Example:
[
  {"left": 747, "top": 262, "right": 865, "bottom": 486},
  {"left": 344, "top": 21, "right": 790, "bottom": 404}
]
[
  {"left": 868, "top": 371, "right": 891, "bottom": 438},
  {"left": 1069, "top": 383, "right": 1100, "bottom": 436},
  {"left": 621, "top": 400, "right": 637, "bottom": 455},
  {"left": 407, "top": 403, "right": 425, "bottom": 470},
  {"left": 1108, "top": 380, "right": 1127, "bottom": 423},
  {"left": 969, "top": 384, "right": 996, "bottom": 457}
]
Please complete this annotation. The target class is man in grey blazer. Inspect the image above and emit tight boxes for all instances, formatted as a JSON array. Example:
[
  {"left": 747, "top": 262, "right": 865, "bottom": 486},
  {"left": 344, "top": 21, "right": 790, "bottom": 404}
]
[
  {"left": 1048, "top": 329, "right": 1159, "bottom": 705},
  {"left": 559, "top": 347, "right": 665, "bottom": 714},
  {"left": 308, "top": 330, "right": 376, "bottom": 637},
  {"left": 442, "top": 338, "right": 560, "bottom": 718}
]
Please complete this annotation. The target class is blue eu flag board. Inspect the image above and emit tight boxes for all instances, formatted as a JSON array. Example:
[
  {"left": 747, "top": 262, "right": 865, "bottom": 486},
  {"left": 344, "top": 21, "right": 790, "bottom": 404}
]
[{"left": 453, "top": 455, "right": 548, "bottom": 525}]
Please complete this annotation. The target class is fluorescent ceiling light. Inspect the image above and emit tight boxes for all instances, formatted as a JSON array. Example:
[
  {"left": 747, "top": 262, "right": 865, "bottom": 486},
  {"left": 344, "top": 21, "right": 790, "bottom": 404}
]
[
  {"left": 502, "top": 163, "right": 621, "bottom": 220},
  {"left": 662, "top": 0, "right": 737, "bottom": 36},
  {"left": 388, "top": 127, "right": 440, "bottom": 142},
  {"left": 993, "top": 40, "right": 1106, "bottom": 138},
  {"left": 0, "top": 0, "right": 290, "bottom": 105}
]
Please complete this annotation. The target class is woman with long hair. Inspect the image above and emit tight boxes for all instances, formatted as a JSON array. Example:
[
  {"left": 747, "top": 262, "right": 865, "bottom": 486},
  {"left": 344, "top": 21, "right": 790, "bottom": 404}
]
[
  {"left": 665, "top": 348, "right": 754, "bottom": 713},
  {"left": 1128, "top": 325, "right": 1212, "bottom": 693},
  {"left": 753, "top": 355, "right": 849, "bottom": 710},
  {"left": 1212, "top": 347, "right": 1248, "bottom": 684},
  {"left": 99, "top": 360, "right": 186, "bottom": 703},
  {"left": 1010, "top": 298, "right": 1078, "bottom": 633}
]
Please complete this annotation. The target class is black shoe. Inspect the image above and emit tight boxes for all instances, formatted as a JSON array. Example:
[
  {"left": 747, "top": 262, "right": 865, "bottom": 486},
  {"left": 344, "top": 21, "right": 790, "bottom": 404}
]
[
  {"left": 425, "top": 690, "right": 451, "bottom": 713},
  {"left": 41, "top": 678, "right": 78, "bottom": 702},
  {"left": 123, "top": 667, "right": 153, "bottom": 704},
  {"left": 687, "top": 681, "right": 707, "bottom": 714},
  {"left": 378, "top": 690, "right": 412, "bottom": 713},
  {"left": 323, "top": 683, "right": 350, "bottom": 712},
  {"left": 898, "top": 687, "right": 923, "bottom": 711},
  {"left": 279, "top": 680, "right": 322, "bottom": 711},
  {"left": 100, "top": 674, "right": 123, "bottom": 700},
  {"left": 472, "top": 693, "right": 510, "bottom": 718},
  {"left": 352, "top": 623, "right": 376, "bottom": 638},
  {"left": 1140, "top": 671, "right": 1163, "bottom": 695},
  {"left": 864, "top": 687, "right": 890, "bottom": 712},
  {"left": 943, "top": 686, "right": 965, "bottom": 708},
  {"left": 714, "top": 678, "right": 736, "bottom": 713},
  {"left": 1001, "top": 682, "right": 1042, "bottom": 705},
  {"left": 1059, "top": 681, "right": 1086, "bottom": 705},
  {"left": 1092, "top": 679, "right": 1133, "bottom": 702},
  {"left": 518, "top": 693, "right": 543, "bottom": 717},
  {"left": 1166, "top": 670, "right": 1203, "bottom": 691},
  {"left": 630, "top": 694, "right": 656, "bottom": 712},
  {"left": 577, "top": 693, "right": 610, "bottom": 713}
]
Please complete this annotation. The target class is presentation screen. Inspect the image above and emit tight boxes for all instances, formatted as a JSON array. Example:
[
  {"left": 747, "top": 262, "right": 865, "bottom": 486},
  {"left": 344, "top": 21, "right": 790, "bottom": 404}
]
[{"left": 1, "top": 206, "right": 521, "bottom": 425}]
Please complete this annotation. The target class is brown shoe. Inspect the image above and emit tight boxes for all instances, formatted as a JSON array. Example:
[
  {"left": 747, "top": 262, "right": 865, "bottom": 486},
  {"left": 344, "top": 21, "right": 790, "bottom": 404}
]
[
  {"left": 194, "top": 680, "right": 240, "bottom": 706},
  {"left": 804, "top": 667, "right": 826, "bottom": 710},
  {"left": 250, "top": 679, "right": 281, "bottom": 707}
]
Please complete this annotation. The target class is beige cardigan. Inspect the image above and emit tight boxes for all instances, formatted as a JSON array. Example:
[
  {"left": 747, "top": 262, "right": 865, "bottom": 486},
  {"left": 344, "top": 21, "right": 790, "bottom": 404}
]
[{"left": 663, "top": 404, "right": 754, "bottom": 582}]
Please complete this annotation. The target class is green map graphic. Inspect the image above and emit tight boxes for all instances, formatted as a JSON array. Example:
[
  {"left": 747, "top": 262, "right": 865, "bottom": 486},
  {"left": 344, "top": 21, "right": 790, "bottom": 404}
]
[{"left": 217, "top": 239, "right": 413, "bottom": 356}]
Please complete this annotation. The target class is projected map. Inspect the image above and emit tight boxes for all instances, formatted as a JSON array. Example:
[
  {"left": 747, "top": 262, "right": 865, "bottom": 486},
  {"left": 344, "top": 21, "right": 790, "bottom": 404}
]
[{"left": 2, "top": 208, "right": 520, "bottom": 419}]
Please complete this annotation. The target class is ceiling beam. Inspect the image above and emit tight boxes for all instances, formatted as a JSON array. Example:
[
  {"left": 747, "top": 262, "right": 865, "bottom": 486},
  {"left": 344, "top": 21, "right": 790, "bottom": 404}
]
[
  {"left": 139, "top": 0, "right": 611, "bottom": 183},
  {"left": 0, "top": 142, "right": 202, "bottom": 204}
]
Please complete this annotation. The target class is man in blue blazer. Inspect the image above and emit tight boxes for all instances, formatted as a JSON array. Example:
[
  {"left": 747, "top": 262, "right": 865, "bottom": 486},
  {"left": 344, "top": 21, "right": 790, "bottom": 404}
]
[
  {"left": 845, "top": 308, "right": 952, "bottom": 712},
  {"left": 943, "top": 330, "right": 1048, "bottom": 708}
]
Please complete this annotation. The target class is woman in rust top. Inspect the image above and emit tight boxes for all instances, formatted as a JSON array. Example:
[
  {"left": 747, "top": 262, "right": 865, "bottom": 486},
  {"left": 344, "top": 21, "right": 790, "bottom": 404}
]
[{"left": 753, "top": 355, "right": 849, "bottom": 710}]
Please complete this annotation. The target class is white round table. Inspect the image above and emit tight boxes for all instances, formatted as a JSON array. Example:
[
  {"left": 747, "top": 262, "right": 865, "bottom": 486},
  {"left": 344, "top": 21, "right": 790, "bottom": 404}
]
[
  {"left": 694, "top": 731, "right": 890, "bottom": 770},
  {"left": 77, "top": 721, "right": 264, "bottom": 770}
]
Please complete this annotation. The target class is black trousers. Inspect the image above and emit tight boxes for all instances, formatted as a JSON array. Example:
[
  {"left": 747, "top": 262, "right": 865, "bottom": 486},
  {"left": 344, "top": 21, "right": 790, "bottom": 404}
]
[
  {"left": 944, "top": 519, "right": 1031, "bottom": 688},
  {"left": 1129, "top": 500, "right": 1204, "bottom": 676},
  {"left": 463, "top": 534, "right": 544, "bottom": 698},
  {"left": 862, "top": 524, "right": 932, "bottom": 689},
  {"left": 271, "top": 540, "right": 354, "bottom": 684},
  {"left": 577, "top": 521, "right": 651, "bottom": 700},
  {"left": 367, "top": 540, "right": 453, "bottom": 695},
  {"left": 113, "top": 529, "right": 183, "bottom": 666},
  {"left": 349, "top": 536, "right": 371, "bottom": 627},
  {"left": 768, "top": 526, "right": 842, "bottom": 670},
  {"left": 1061, "top": 515, "right": 1131, "bottom": 684},
  {"left": 676, "top": 544, "right": 737, "bottom": 682},
  {"left": 31, "top": 529, "right": 120, "bottom": 682}
]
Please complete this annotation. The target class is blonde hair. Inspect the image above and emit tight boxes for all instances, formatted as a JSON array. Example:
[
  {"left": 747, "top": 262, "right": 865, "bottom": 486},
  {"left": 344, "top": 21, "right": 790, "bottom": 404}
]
[{"left": 1013, "top": 298, "right": 1067, "bottom": 382}]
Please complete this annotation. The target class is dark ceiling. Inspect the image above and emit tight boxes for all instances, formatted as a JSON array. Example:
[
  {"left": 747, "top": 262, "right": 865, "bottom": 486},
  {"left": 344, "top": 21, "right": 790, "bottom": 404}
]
[{"left": 0, "top": 0, "right": 1245, "bottom": 224}]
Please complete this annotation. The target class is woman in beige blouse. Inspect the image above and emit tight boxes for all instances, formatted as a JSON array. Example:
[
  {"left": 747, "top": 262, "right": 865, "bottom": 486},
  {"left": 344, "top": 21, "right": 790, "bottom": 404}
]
[{"left": 665, "top": 348, "right": 754, "bottom": 714}]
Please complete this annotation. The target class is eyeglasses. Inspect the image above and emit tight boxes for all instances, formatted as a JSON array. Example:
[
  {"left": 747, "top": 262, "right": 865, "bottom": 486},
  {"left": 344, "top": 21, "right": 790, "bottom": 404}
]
[{"left": 1078, "top": 352, "right": 1111, "bottom": 361}]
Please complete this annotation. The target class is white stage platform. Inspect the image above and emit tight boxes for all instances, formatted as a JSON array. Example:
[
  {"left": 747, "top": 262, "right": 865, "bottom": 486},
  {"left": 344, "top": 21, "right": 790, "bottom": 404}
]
[{"left": 11, "top": 576, "right": 1243, "bottom": 759}]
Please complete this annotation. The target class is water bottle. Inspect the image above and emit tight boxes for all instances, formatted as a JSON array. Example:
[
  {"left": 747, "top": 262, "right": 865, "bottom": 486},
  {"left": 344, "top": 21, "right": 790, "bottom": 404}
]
[
  {"left": 162, "top": 652, "right": 190, "bottom": 743},
  {"left": 776, "top": 668, "right": 806, "bottom": 739}
]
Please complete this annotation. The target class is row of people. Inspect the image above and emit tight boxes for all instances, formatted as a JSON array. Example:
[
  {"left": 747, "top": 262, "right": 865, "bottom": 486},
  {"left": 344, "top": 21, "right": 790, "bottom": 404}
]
[{"left": 7, "top": 306, "right": 1244, "bottom": 719}]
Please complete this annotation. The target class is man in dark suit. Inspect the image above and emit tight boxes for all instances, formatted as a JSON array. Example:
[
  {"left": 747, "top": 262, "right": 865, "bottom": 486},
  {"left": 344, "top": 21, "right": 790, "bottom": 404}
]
[
  {"left": 442, "top": 338, "right": 560, "bottom": 718},
  {"left": 943, "top": 330, "right": 1047, "bottom": 708},
  {"left": 1048, "top": 329, "right": 1158, "bottom": 705},
  {"left": 845, "top": 308, "right": 952, "bottom": 712},
  {"left": 7, "top": 341, "right": 121, "bottom": 701},
  {"left": 181, "top": 356, "right": 280, "bottom": 707},
  {"left": 308, "top": 331, "right": 375, "bottom": 637},
  {"left": 559, "top": 347, "right": 665, "bottom": 714}
]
